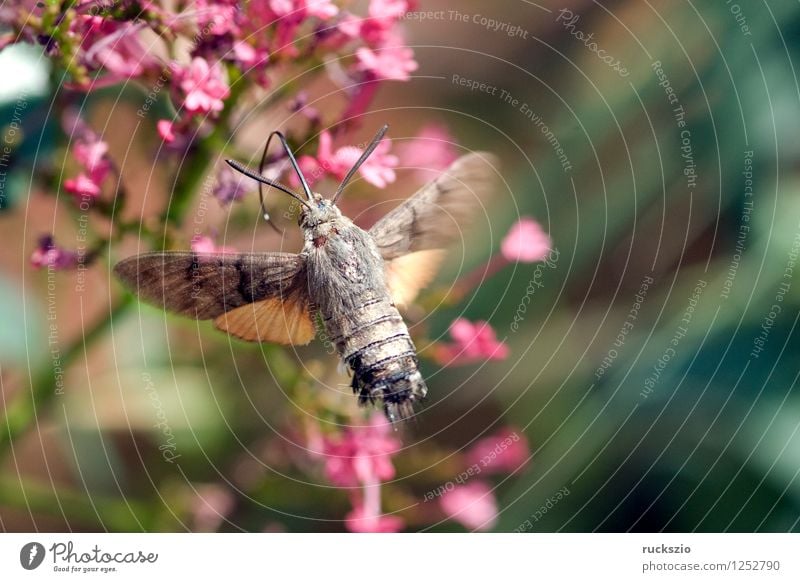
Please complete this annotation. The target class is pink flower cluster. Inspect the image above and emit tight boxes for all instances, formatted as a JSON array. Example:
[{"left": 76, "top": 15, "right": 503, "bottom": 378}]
[
  {"left": 321, "top": 414, "right": 404, "bottom": 533},
  {"left": 435, "top": 318, "right": 510, "bottom": 366},
  {"left": 298, "top": 130, "right": 399, "bottom": 189},
  {"left": 73, "top": 16, "right": 160, "bottom": 85},
  {"left": 30, "top": 236, "right": 79, "bottom": 271},
  {"left": 439, "top": 428, "right": 530, "bottom": 531},
  {"left": 62, "top": 113, "right": 112, "bottom": 204},
  {"left": 171, "top": 57, "right": 230, "bottom": 116},
  {"left": 3, "top": 1, "right": 421, "bottom": 153},
  {"left": 340, "top": 1, "right": 419, "bottom": 81},
  {"left": 433, "top": 216, "right": 552, "bottom": 364}
]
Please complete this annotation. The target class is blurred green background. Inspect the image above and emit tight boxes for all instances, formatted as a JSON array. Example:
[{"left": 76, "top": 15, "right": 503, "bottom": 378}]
[{"left": 2, "top": 0, "right": 800, "bottom": 532}]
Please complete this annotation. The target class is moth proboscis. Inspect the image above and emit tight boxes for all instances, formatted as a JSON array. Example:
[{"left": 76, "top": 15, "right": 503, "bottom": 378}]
[{"left": 114, "top": 125, "right": 498, "bottom": 423}]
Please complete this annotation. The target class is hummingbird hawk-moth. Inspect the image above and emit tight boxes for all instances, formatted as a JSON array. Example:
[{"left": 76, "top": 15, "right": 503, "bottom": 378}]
[{"left": 114, "top": 125, "right": 498, "bottom": 422}]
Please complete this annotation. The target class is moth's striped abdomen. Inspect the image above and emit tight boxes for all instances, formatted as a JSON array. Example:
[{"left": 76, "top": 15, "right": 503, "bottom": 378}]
[{"left": 326, "top": 295, "right": 427, "bottom": 422}]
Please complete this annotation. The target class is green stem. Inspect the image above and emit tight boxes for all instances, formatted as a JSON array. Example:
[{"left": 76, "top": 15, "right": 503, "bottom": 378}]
[{"left": 163, "top": 78, "right": 248, "bottom": 230}]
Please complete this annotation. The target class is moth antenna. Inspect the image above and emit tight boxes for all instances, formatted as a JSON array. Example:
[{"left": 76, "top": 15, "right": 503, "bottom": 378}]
[
  {"left": 270, "top": 130, "right": 313, "bottom": 201},
  {"left": 225, "top": 159, "right": 312, "bottom": 210},
  {"left": 258, "top": 132, "right": 286, "bottom": 235},
  {"left": 332, "top": 124, "right": 389, "bottom": 205}
]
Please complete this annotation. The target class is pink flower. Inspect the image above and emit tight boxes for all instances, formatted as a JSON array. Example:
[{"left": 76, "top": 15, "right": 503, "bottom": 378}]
[
  {"left": 213, "top": 165, "right": 250, "bottom": 205},
  {"left": 269, "top": 0, "right": 338, "bottom": 20},
  {"left": 75, "top": 17, "right": 159, "bottom": 81},
  {"left": 30, "top": 236, "right": 79, "bottom": 270},
  {"left": 439, "top": 481, "right": 498, "bottom": 531},
  {"left": 191, "top": 235, "right": 236, "bottom": 254},
  {"left": 73, "top": 139, "right": 110, "bottom": 179},
  {"left": 339, "top": 1, "right": 411, "bottom": 45},
  {"left": 64, "top": 173, "right": 102, "bottom": 199},
  {"left": 172, "top": 58, "right": 230, "bottom": 115},
  {"left": 435, "top": 319, "right": 510, "bottom": 366},
  {"left": 466, "top": 429, "right": 530, "bottom": 474},
  {"left": 196, "top": 0, "right": 240, "bottom": 36},
  {"left": 321, "top": 414, "right": 403, "bottom": 533},
  {"left": 399, "top": 124, "right": 459, "bottom": 180},
  {"left": 323, "top": 414, "right": 401, "bottom": 488},
  {"left": 357, "top": 139, "right": 398, "bottom": 188},
  {"left": 315, "top": 131, "right": 358, "bottom": 179},
  {"left": 191, "top": 484, "right": 235, "bottom": 532},
  {"left": 232, "top": 41, "right": 269, "bottom": 71},
  {"left": 345, "top": 503, "right": 404, "bottom": 533},
  {"left": 304, "top": 130, "right": 398, "bottom": 189},
  {"left": 303, "top": 0, "right": 339, "bottom": 20},
  {"left": 62, "top": 119, "right": 111, "bottom": 202},
  {"left": 501, "top": 218, "right": 551, "bottom": 263},
  {"left": 369, "top": 0, "right": 409, "bottom": 20},
  {"left": 157, "top": 120, "right": 176, "bottom": 143},
  {"left": 356, "top": 44, "right": 418, "bottom": 81}
]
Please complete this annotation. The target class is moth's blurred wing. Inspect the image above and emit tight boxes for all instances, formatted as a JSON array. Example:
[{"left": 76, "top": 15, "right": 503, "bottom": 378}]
[
  {"left": 369, "top": 152, "right": 499, "bottom": 260},
  {"left": 113, "top": 252, "right": 315, "bottom": 345},
  {"left": 370, "top": 152, "right": 498, "bottom": 305},
  {"left": 384, "top": 249, "right": 446, "bottom": 308}
]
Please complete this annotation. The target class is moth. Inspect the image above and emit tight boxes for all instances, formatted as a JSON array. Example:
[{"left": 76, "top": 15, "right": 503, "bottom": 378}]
[{"left": 114, "top": 126, "right": 497, "bottom": 422}]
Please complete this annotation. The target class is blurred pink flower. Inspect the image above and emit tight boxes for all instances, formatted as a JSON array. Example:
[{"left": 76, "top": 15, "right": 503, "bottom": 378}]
[
  {"left": 466, "top": 429, "right": 530, "bottom": 474},
  {"left": 339, "top": 0, "right": 412, "bottom": 45},
  {"left": 61, "top": 108, "right": 94, "bottom": 142},
  {"left": 435, "top": 319, "right": 510, "bottom": 366},
  {"left": 64, "top": 122, "right": 111, "bottom": 204},
  {"left": 0, "top": 0, "right": 43, "bottom": 35},
  {"left": 303, "top": 130, "right": 398, "bottom": 189},
  {"left": 73, "top": 139, "right": 110, "bottom": 178},
  {"left": 64, "top": 174, "right": 103, "bottom": 200},
  {"left": 439, "top": 481, "right": 498, "bottom": 531},
  {"left": 323, "top": 414, "right": 401, "bottom": 488},
  {"left": 196, "top": 0, "right": 240, "bottom": 36},
  {"left": 192, "top": 484, "right": 235, "bottom": 532},
  {"left": 191, "top": 235, "right": 236, "bottom": 254},
  {"left": 357, "top": 139, "right": 398, "bottom": 188},
  {"left": 369, "top": 0, "right": 410, "bottom": 20},
  {"left": 157, "top": 120, "right": 176, "bottom": 143},
  {"left": 270, "top": 0, "right": 339, "bottom": 20},
  {"left": 213, "top": 165, "right": 250, "bottom": 205},
  {"left": 232, "top": 40, "right": 269, "bottom": 71},
  {"left": 62, "top": 116, "right": 111, "bottom": 202},
  {"left": 30, "top": 236, "right": 79, "bottom": 270},
  {"left": 399, "top": 124, "right": 459, "bottom": 180},
  {"left": 356, "top": 44, "right": 418, "bottom": 81},
  {"left": 501, "top": 217, "right": 551, "bottom": 263},
  {"left": 345, "top": 502, "right": 404, "bottom": 533},
  {"left": 320, "top": 414, "right": 403, "bottom": 533},
  {"left": 172, "top": 57, "right": 230, "bottom": 115},
  {"left": 313, "top": 130, "right": 355, "bottom": 178},
  {"left": 75, "top": 17, "right": 159, "bottom": 81}
]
